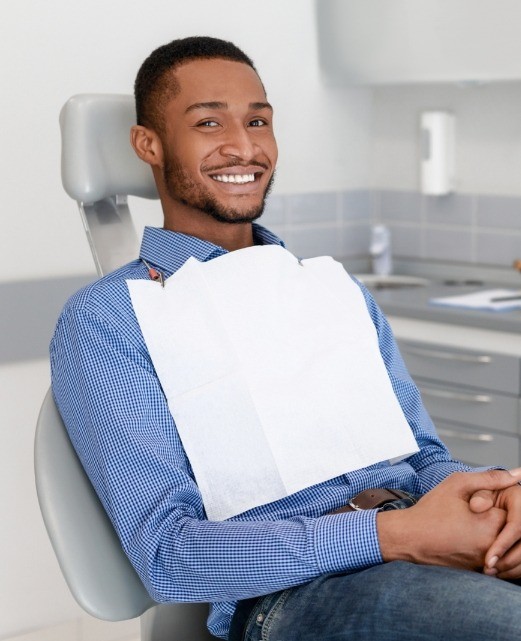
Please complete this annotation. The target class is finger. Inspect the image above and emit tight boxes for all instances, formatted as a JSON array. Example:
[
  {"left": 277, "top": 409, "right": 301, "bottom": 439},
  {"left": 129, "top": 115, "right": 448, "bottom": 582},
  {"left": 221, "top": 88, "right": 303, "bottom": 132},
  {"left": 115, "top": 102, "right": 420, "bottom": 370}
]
[
  {"left": 497, "top": 563, "right": 521, "bottom": 580},
  {"left": 485, "top": 522, "right": 521, "bottom": 570},
  {"left": 483, "top": 566, "right": 498, "bottom": 576},
  {"left": 452, "top": 470, "right": 520, "bottom": 499},
  {"left": 495, "top": 544, "right": 521, "bottom": 579},
  {"left": 469, "top": 489, "right": 495, "bottom": 513},
  {"left": 508, "top": 467, "right": 521, "bottom": 478},
  {"left": 497, "top": 568, "right": 521, "bottom": 580}
]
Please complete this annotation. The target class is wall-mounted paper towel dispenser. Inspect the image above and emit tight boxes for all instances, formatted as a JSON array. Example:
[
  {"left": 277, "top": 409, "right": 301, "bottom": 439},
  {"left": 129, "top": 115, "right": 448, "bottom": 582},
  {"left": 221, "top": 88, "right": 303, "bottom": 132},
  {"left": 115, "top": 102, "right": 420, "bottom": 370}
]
[{"left": 420, "top": 111, "right": 455, "bottom": 196}]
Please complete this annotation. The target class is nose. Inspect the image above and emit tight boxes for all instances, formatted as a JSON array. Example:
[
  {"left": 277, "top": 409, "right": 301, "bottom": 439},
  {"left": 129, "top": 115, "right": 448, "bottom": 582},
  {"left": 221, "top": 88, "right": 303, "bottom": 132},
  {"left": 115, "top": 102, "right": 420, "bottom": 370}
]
[{"left": 219, "top": 122, "right": 258, "bottom": 161}]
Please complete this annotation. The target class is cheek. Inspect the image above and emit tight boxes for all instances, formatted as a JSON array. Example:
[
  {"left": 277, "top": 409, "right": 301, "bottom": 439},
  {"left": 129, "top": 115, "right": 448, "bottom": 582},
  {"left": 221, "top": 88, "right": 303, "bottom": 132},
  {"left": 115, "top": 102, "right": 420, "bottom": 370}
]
[
  {"left": 188, "top": 141, "right": 222, "bottom": 174},
  {"left": 265, "top": 137, "right": 278, "bottom": 165},
  {"left": 164, "top": 132, "right": 206, "bottom": 170}
]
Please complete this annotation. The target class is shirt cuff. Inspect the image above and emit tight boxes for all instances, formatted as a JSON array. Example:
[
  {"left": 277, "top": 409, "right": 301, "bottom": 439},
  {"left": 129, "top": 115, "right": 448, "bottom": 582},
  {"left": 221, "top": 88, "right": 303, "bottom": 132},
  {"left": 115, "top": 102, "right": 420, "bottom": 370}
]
[
  {"left": 314, "top": 509, "right": 383, "bottom": 574},
  {"left": 417, "top": 460, "right": 472, "bottom": 491}
]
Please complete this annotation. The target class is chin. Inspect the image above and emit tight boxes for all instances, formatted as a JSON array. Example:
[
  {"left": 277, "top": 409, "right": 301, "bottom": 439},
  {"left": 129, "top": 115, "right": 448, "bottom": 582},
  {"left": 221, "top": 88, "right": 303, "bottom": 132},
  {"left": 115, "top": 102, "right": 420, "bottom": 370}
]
[
  {"left": 206, "top": 207, "right": 264, "bottom": 225},
  {"left": 198, "top": 194, "right": 266, "bottom": 225}
]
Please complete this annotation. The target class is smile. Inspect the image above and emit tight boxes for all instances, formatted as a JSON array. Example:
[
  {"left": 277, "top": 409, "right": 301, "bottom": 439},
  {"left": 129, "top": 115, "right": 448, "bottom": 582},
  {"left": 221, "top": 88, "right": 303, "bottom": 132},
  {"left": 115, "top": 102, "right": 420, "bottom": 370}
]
[{"left": 211, "top": 173, "right": 256, "bottom": 184}]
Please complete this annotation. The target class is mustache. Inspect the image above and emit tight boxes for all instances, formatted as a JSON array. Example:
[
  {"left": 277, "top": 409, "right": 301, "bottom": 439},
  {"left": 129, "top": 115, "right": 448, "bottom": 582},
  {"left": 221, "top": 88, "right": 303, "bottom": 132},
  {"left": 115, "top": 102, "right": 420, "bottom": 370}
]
[{"left": 202, "top": 160, "right": 269, "bottom": 172}]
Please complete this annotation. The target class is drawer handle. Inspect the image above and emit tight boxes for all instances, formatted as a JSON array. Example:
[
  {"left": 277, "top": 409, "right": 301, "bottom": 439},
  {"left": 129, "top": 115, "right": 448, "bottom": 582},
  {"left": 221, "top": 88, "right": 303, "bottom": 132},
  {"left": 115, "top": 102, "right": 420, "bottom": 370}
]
[
  {"left": 437, "top": 427, "right": 494, "bottom": 443},
  {"left": 404, "top": 346, "right": 492, "bottom": 364},
  {"left": 421, "top": 387, "right": 491, "bottom": 404}
]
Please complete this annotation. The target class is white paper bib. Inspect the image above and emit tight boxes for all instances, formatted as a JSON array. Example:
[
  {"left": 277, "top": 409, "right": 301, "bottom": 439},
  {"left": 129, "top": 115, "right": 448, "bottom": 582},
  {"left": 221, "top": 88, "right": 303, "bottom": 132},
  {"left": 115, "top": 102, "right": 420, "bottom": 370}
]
[{"left": 128, "top": 246, "right": 418, "bottom": 520}]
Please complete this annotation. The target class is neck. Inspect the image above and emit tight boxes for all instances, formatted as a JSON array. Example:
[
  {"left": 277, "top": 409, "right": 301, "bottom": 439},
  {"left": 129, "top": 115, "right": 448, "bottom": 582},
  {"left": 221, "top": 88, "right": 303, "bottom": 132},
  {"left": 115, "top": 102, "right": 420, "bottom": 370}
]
[{"left": 163, "top": 207, "right": 255, "bottom": 252}]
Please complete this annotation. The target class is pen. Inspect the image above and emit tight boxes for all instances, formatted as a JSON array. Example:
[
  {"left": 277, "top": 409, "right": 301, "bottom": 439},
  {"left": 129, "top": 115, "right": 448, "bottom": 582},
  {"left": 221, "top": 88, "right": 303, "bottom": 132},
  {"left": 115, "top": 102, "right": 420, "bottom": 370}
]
[{"left": 490, "top": 294, "right": 521, "bottom": 302}]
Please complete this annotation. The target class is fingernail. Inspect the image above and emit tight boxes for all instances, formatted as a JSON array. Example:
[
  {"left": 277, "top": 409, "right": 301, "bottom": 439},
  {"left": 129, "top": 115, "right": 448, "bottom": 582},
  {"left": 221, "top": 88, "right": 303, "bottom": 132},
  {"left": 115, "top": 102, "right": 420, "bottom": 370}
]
[
  {"left": 484, "top": 568, "right": 498, "bottom": 577},
  {"left": 488, "top": 556, "right": 499, "bottom": 568}
]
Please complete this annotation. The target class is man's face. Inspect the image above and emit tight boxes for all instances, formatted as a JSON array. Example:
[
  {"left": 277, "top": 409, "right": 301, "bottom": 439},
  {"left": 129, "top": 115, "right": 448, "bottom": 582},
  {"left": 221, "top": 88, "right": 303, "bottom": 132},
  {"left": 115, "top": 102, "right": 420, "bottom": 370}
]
[{"left": 159, "top": 58, "right": 278, "bottom": 224}]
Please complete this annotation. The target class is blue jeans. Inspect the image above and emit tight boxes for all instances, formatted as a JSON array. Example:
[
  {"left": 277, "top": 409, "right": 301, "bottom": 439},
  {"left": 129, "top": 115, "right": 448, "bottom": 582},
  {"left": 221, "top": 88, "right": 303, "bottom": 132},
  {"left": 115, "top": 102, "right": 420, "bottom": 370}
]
[{"left": 229, "top": 562, "right": 521, "bottom": 640}]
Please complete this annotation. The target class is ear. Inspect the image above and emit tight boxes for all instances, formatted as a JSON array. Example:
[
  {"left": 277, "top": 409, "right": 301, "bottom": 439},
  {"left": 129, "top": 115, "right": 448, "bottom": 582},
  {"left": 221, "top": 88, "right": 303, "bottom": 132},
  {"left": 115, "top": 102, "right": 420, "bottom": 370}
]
[{"left": 130, "top": 125, "right": 164, "bottom": 168}]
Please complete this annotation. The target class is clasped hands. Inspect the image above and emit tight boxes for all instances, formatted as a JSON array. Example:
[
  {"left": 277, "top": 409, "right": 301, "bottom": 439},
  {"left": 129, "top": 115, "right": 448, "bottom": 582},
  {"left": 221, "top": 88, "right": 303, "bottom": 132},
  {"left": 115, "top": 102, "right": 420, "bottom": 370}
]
[
  {"left": 377, "top": 468, "right": 521, "bottom": 579},
  {"left": 469, "top": 468, "right": 521, "bottom": 579}
]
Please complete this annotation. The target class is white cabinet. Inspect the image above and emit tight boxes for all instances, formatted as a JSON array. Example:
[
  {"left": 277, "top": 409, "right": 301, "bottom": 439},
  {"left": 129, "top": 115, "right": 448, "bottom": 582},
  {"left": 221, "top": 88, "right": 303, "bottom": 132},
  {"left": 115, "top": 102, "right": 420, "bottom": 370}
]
[
  {"left": 389, "top": 317, "right": 521, "bottom": 467},
  {"left": 317, "top": 0, "right": 521, "bottom": 84}
]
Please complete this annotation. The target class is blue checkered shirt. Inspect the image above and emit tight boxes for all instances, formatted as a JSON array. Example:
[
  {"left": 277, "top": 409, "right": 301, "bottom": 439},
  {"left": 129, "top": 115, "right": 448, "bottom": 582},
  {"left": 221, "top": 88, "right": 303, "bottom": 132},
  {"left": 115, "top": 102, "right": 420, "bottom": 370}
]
[{"left": 50, "top": 224, "right": 469, "bottom": 639}]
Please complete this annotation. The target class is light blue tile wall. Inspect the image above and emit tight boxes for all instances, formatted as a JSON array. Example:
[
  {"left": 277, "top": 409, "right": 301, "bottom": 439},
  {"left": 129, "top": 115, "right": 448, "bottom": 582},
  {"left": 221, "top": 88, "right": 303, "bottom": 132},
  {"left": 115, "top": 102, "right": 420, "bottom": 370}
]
[
  {"left": 476, "top": 231, "right": 521, "bottom": 267},
  {"left": 7, "top": 189, "right": 520, "bottom": 364},
  {"left": 379, "top": 190, "right": 422, "bottom": 223},
  {"left": 377, "top": 190, "right": 521, "bottom": 267},
  {"left": 387, "top": 225, "right": 423, "bottom": 259},
  {"left": 476, "top": 195, "right": 521, "bottom": 228},
  {"left": 263, "top": 190, "right": 374, "bottom": 260},
  {"left": 424, "top": 194, "right": 474, "bottom": 226},
  {"left": 424, "top": 228, "right": 473, "bottom": 263},
  {"left": 264, "top": 189, "right": 521, "bottom": 268}
]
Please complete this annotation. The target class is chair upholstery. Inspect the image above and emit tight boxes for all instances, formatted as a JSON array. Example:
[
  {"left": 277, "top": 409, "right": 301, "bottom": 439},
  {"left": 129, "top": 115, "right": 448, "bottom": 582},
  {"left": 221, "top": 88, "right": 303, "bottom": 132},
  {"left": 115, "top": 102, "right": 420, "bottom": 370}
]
[
  {"left": 34, "top": 389, "right": 156, "bottom": 621},
  {"left": 60, "top": 93, "right": 157, "bottom": 203},
  {"left": 34, "top": 389, "right": 214, "bottom": 640},
  {"left": 59, "top": 94, "right": 158, "bottom": 275}
]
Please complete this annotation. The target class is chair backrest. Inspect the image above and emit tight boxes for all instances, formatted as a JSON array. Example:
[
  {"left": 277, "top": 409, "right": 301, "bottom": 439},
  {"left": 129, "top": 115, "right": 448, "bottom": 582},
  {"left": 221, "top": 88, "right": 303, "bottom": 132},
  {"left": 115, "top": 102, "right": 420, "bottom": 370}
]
[
  {"left": 59, "top": 94, "right": 159, "bottom": 276},
  {"left": 34, "top": 389, "right": 156, "bottom": 621}
]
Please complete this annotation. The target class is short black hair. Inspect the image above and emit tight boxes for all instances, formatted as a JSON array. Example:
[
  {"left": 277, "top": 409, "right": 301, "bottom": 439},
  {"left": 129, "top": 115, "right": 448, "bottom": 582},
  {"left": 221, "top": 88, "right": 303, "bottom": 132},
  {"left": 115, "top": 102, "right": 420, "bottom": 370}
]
[{"left": 134, "top": 36, "right": 257, "bottom": 133}]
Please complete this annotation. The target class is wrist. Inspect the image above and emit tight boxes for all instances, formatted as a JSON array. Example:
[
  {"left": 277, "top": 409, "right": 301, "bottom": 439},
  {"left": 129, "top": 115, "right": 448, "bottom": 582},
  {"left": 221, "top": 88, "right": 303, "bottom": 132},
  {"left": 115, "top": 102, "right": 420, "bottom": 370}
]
[{"left": 376, "top": 508, "right": 417, "bottom": 563}]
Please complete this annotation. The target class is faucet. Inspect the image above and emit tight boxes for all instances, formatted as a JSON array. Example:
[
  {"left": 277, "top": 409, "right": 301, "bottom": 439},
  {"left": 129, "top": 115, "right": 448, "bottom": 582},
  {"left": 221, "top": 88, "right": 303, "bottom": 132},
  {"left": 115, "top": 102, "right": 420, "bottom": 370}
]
[{"left": 370, "top": 225, "right": 392, "bottom": 277}]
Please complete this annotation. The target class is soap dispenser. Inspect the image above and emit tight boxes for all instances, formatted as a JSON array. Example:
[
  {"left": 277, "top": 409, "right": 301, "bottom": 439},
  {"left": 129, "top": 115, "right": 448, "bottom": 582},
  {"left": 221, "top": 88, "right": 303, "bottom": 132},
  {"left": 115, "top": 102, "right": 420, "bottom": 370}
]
[{"left": 370, "top": 225, "right": 392, "bottom": 276}]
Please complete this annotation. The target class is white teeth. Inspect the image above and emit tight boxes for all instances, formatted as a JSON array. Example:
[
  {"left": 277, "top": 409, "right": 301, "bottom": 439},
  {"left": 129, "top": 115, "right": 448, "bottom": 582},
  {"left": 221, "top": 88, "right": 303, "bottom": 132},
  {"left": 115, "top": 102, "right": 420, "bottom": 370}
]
[{"left": 211, "top": 173, "right": 255, "bottom": 184}]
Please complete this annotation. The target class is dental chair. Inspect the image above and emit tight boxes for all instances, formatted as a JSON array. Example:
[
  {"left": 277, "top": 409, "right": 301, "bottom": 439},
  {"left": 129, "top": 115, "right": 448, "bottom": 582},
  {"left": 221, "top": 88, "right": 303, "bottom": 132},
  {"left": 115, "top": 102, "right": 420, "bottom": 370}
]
[{"left": 34, "top": 94, "right": 214, "bottom": 641}]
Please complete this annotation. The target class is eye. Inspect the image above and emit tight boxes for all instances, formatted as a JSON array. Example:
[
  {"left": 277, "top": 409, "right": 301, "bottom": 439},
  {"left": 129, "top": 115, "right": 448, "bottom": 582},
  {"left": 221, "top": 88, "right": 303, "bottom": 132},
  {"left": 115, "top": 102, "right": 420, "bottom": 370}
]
[
  {"left": 249, "top": 118, "right": 267, "bottom": 127},
  {"left": 197, "top": 120, "right": 220, "bottom": 128}
]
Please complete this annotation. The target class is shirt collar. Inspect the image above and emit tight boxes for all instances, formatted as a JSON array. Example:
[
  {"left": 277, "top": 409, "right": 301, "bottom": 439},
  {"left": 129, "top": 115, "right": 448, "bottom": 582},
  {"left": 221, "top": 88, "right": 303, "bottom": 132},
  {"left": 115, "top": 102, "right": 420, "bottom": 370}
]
[{"left": 139, "top": 223, "right": 285, "bottom": 278}]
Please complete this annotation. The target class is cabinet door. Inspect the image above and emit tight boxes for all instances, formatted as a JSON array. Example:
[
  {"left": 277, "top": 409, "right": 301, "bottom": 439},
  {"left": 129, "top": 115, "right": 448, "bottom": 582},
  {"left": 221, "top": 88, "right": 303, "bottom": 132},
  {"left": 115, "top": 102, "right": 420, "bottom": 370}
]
[
  {"left": 318, "top": 0, "right": 521, "bottom": 84},
  {"left": 398, "top": 340, "right": 520, "bottom": 396},
  {"left": 417, "top": 381, "right": 519, "bottom": 435},
  {"left": 435, "top": 421, "right": 519, "bottom": 469}
]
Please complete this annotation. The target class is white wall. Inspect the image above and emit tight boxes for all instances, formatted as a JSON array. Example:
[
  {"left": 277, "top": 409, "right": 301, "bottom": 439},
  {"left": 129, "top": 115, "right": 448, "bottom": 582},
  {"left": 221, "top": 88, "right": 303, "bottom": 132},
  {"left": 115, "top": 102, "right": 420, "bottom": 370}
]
[
  {"left": 1, "top": 0, "right": 373, "bottom": 285},
  {"left": 372, "top": 82, "right": 521, "bottom": 195},
  {"left": 0, "top": 1, "right": 373, "bottom": 638}
]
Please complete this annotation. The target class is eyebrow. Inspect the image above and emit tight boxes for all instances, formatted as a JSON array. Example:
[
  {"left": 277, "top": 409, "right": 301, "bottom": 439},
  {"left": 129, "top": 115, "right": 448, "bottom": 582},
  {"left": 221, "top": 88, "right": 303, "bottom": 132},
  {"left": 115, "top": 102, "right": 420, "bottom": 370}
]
[{"left": 185, "top": 101, "right": 273, "bottom": 114}]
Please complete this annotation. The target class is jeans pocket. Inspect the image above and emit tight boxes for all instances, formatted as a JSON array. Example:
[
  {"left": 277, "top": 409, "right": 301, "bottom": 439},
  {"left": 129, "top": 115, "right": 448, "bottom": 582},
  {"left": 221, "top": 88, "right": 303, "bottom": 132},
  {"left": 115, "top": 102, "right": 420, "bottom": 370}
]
[{"left": 243, "top": 588, "right": 292, "bottom": 641}]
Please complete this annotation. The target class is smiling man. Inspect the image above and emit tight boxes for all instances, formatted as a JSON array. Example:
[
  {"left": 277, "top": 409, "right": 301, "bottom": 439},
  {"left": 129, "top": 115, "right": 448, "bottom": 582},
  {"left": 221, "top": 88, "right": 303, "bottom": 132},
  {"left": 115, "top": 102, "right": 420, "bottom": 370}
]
[
  {"left": 131, "top": 46, "right": 277, "bottom": 250},
  {"left": 51, "top": 36, "right": 521, "bottom": 641}
]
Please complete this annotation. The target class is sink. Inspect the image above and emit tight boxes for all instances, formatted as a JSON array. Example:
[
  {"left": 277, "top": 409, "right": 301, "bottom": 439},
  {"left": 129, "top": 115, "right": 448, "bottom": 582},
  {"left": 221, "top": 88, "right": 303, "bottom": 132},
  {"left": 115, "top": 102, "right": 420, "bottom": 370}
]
[{"left": 354, "top": 274, "right": 430, "bottom": 289}]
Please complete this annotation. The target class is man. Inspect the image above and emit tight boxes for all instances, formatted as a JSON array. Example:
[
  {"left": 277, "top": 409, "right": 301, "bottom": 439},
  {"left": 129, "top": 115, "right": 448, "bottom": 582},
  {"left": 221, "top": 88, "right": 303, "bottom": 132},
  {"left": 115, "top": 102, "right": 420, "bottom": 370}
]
[{"left": 51, "top": 36, "right": 521, "bottom": 640}]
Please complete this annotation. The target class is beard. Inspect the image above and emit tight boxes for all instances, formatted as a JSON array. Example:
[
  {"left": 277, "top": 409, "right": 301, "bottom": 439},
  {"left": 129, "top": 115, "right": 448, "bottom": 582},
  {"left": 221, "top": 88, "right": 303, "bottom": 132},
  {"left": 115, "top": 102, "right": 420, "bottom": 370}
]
[{"left": 162, "top": 154, "right": 274, "bottom": 225}]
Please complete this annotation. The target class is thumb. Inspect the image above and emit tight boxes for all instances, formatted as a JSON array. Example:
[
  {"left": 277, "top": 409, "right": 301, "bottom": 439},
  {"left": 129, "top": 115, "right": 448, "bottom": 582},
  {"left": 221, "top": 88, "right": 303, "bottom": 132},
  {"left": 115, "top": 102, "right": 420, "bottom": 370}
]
[{"left": 469, "top": 489, "right": 495, "bottom": 513}]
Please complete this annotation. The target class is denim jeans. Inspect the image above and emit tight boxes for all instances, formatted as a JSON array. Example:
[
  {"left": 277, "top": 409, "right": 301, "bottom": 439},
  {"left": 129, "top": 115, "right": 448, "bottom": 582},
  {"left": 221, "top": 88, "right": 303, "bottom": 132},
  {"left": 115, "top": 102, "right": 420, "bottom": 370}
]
[
  {"left": 229, "top": 495, "right": 521, "bottom": 640},
  {"left": 230, "top": 563, "right": 521, "bottom": 641}
]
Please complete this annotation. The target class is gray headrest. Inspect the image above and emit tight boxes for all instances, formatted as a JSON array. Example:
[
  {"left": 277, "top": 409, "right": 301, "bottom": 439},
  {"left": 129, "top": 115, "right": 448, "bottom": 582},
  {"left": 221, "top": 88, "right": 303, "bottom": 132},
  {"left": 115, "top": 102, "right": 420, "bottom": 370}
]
[{"left": 60, "top": 94, "right": 158, "bottom": 203}]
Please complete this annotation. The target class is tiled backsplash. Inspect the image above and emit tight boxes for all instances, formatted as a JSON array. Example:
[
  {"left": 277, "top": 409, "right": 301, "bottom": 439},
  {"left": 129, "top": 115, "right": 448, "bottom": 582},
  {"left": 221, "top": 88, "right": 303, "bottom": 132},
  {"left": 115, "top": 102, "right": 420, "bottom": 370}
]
[
  {"left": 262, "top": 189, "right": 373, "bottom": 260},
  {"left": 3, "top": 189, "right": 519, "bottom": 364},
  {"left": 264, "top": 189, "right": 521, "bottom": 269}
]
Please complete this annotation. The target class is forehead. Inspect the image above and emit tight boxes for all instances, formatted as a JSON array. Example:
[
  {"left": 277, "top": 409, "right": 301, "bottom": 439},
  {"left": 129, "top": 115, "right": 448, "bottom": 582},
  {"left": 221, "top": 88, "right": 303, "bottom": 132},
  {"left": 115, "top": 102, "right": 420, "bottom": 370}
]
[{"left": 168, "top": 58, "right": 267, "bottom": 111}]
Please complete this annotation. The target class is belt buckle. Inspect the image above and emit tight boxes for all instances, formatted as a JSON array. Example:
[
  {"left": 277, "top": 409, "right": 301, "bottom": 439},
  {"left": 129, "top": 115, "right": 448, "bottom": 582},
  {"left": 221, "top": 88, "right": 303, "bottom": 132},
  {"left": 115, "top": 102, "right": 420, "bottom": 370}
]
[{"left": 347, "top": 499, "right": 363, "bottom": 511}]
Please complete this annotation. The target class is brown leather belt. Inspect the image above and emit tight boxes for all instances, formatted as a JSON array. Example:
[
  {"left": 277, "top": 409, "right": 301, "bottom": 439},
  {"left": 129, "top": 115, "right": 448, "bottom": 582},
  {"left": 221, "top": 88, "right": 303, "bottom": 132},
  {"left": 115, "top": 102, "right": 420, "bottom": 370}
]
[{"left": 329, "top": 488, "right": 412, "bottom": 514}]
